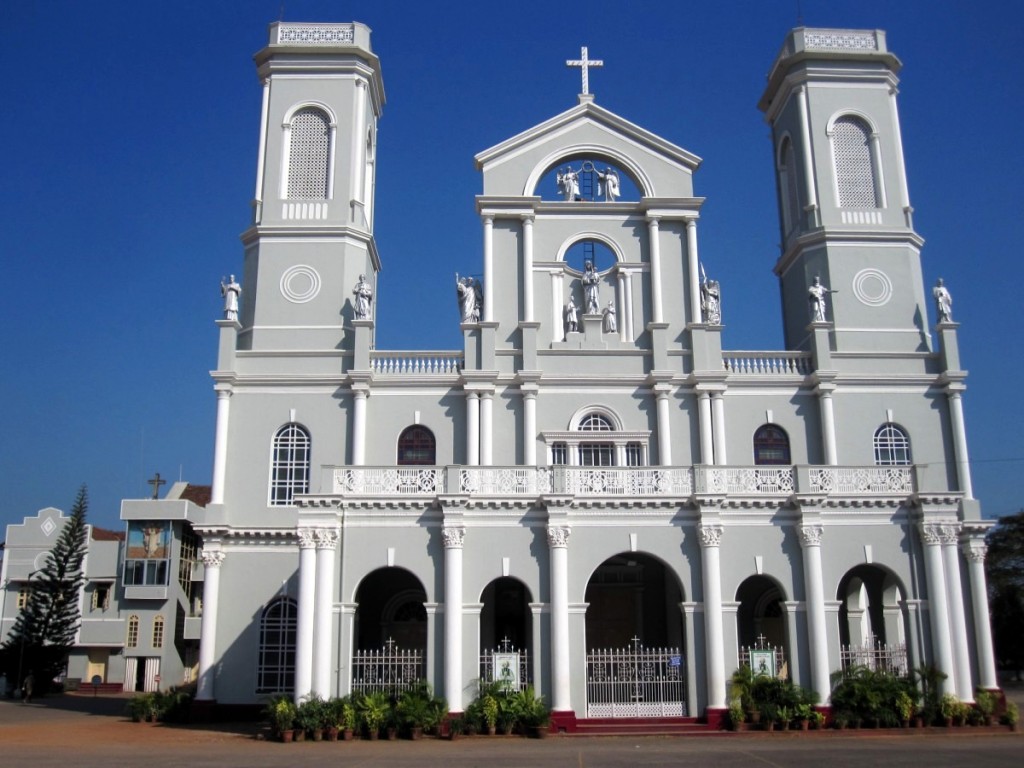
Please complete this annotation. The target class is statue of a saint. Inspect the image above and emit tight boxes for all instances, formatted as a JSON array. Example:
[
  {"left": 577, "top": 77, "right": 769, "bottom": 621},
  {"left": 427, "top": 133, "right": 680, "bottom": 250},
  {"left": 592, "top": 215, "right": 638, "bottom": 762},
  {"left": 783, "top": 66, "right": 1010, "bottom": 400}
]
[
  {"left": 933, "top": 278, "right": 953, "bottom": 322},
  {"left": 598, "top": 168, "right": 620, "bottom": 201},
  {"left": 352, "top": 274, "right": 373, "bottom": 320},
  {"left": 565, "top": 296, "right": 579, "bottom": 335},
  {"left": 700, "top": 274, "right": 721, "bottom": 325},
  {"left": 557, "top": 166, "right": 580, "bottom": 201},
  {"left": 808, "top": 275, "right": 834, "bottom": 323},
  {"left": 456, "top": 273, "right": 482, "bottom": 323},
  {"left": 603, "top": 299, "right": 617, "bottom": 333},
  {"left": 220, "top": 274, "right": 241, "bottom": 321},
  {"left": 582, "top": 260, "right": 600, "bottom": 314}
]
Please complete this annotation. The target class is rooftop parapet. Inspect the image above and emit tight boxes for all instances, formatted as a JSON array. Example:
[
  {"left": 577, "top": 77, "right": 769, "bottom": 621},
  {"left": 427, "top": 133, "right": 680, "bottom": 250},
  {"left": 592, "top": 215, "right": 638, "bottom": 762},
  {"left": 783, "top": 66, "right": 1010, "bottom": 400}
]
[{"left": 268, "top": 21, "right": 371, "bottom": 51}]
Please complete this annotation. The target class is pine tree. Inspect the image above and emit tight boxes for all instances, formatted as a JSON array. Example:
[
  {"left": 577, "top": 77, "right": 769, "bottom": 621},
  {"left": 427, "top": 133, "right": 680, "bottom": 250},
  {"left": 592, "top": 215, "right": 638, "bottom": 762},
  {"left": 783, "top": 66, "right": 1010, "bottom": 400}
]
[{"left": 1, "top": 485, "right": 90, "bottom": 694}]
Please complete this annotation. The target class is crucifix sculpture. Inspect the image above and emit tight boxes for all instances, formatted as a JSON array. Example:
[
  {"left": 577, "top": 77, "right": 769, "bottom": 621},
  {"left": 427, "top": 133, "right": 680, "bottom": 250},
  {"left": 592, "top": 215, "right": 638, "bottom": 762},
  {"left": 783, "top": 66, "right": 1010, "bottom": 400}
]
[{"left": 566, "top": 46, "right": 604, "bottom": 95}]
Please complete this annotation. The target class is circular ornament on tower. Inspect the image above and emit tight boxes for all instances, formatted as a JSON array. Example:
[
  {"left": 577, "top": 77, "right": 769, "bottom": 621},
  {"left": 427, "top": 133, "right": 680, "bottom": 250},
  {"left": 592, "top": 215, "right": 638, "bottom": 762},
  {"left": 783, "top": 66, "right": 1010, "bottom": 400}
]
[
  {"left": 280, "top": 265, "right": 322, "bottom": 303},
  {"left": 851, "top": 268, "right": 892, "bottom": 307}
]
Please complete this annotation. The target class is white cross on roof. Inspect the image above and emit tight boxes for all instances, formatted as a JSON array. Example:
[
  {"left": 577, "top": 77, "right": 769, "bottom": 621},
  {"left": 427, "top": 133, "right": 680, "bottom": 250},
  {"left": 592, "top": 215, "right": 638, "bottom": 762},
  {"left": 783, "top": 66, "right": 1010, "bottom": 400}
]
[{"left": 566, "top": 46, "right": 604, "bottom": 95}]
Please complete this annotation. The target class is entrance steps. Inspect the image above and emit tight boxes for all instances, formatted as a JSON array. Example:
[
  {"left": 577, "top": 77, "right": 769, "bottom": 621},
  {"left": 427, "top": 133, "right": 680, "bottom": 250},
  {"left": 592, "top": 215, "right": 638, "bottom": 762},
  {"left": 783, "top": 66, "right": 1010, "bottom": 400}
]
[{"left": 570, "top": 716, "right": 723, "bottom": 736}]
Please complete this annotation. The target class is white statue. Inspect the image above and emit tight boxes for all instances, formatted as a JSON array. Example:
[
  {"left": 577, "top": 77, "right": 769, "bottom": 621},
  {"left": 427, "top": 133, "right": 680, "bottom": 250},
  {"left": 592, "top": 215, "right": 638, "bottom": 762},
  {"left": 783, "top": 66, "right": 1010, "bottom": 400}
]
[
  {"left": 456, "top": 273, "right": 482, "bottom": 323},
  {"left": 352, "top": 274, "right": 373, "bottom": 320},
  {"left": 700, "top": 274, "right": 721, "bottom": 325},
  {"left": 582, "top": 260, "right": 600, "bottom": 314},
  {"left": 808, "top": 275, "right": 834, "bottom": 322},
  {"left": 557, "top": 166, "right": 580, "bottom": 201},
  {"left": 565, "top": 295, "right": 579, "bottom": 334},
  {"left": 220, "top": 274, "right": 241, "bottom": 321},
  {"left": 603, "top": 299, "right": 617, "bottom": 333},
  {"left": 598, "top": 167, "right": 620, "bottom": 201},
  {"left": 933, "top": 278, "right": 953, "bottom": 322}
]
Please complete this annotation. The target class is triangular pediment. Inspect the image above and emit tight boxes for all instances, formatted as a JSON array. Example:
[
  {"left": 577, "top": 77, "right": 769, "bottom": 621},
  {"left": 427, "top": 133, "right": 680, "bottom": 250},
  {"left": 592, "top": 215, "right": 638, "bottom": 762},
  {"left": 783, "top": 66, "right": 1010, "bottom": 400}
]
[{"left": 475, "top": 100, "right": 701, "bottom": 199}]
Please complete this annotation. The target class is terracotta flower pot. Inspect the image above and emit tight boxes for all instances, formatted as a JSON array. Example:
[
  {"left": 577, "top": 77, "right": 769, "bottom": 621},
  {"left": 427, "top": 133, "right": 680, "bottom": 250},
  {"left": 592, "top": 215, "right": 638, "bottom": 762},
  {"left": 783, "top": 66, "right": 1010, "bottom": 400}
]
[{"left": 280, "top": 729, "right": 294, "bottom": 743}]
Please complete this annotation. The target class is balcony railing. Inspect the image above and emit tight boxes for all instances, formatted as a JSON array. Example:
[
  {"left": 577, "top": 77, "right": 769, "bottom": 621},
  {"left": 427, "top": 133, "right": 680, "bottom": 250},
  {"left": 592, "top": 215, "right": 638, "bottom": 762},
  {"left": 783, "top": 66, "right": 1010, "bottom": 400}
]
[{"left": 325, "top": 464, "right": 915, "bottom": 499}]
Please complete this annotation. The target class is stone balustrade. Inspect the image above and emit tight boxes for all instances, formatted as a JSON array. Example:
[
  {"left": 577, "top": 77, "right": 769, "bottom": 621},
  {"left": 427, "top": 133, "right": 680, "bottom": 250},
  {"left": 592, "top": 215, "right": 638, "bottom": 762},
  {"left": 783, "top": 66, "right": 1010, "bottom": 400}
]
[{"left": 722, "top": 351, "right": 812, "bottom": 375}]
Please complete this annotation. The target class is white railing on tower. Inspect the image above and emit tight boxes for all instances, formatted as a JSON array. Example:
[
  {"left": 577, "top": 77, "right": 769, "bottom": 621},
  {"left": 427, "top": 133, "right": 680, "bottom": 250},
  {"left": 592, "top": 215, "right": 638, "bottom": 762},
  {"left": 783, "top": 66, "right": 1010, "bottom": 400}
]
[
  {"left": 369, "top": 350, "right": 463, "bottom": 375},
  {"left": 723, "top": 351, "right": 812, "bottom": 375}
]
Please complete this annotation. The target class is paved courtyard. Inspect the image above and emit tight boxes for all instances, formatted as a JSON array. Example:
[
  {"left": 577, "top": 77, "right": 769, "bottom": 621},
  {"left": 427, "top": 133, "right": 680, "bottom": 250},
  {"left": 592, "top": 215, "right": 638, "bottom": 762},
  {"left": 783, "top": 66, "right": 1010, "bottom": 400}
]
[{"left": 1, "top": 693, "right": 1022, "bottom": 768}]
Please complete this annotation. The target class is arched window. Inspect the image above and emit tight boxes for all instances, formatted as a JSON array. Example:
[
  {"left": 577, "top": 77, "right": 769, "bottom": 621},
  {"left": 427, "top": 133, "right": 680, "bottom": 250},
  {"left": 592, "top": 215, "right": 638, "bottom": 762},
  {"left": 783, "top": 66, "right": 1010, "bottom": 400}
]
[
  {"left": 152, "top": 615, "right": 164, "bottom": 649},
  {"left": 753, "top": 425, "right": 791, "bottom": 465},
  {"left": 270, "top": 424, "right": 311, "bottom": 506},
  {"left": 579, "top": 413, "right": 613, "bottom": 431},
  {"left": 256, "top": 597, "right": 297, "bottom": 694},
  {"left": 286, "top": 107, "right": 331, "bottom": 199},
  {"left": 397, "top": 425, "right": 436, "bottom": 465},
  {"left": 126, "top": 615, "right": 139, "bottom": 648},
  {"left": 873, "top": 423, "right": 912, "bottom": 466},
  {"left": 577, "top": 411, "right": 614, "bottom": 466},
  {"left": 832, "top": 115, "right": 879, "bottom": 208}
]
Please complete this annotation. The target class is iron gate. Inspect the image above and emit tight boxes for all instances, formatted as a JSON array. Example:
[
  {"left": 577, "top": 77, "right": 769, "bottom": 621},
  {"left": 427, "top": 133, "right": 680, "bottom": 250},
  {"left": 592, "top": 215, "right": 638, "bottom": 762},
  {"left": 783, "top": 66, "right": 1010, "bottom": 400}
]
[{"left": 586, "top": 641, "right": 685, "bottom": 717}]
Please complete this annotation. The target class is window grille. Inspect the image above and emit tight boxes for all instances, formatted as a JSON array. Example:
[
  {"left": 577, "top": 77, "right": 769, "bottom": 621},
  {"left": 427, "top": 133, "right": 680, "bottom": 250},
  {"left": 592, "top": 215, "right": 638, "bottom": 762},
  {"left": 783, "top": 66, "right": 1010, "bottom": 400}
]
[
  {"left": 397, "top": 425, "right": 436, "bottom": 465},
  {"left": 579, "top": 443, "right": 615, "bottom": 466},
  {"left": 286, "top": 108, "right": 330, "bottom": 199},
  {"left": 551, "top": 443, "right": 568, "bottom": 465},
  {"left": 269, "top": 424, "right": 311, "bottom": 506},
  {"left": 152, "top": 615, "right": 164, "bottom": 649},
  {"left": 753, "top": 424, "right": 791, "bottom": 465},
  {"left": 625, "top": 443, "right": 643, "bottom": 467},
  {"left": 873, "top": 423, "right": 911, "bottom": 466},
  {"left": 257, "top": 598, "right": 297, "bottom": 694},
  {"left": 579, "top": 413, "right": 614, "bottom": 431},
  {"left": 833, "top": 116, "right": 879, "bottom": 208},
  {"left": 127, "top": 615, "right": 140, "bottom": 648}
]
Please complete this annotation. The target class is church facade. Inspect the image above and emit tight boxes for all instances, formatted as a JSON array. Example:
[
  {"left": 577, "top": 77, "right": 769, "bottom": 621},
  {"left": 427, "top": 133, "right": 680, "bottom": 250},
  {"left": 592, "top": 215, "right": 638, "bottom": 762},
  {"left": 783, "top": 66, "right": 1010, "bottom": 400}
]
[{"left": 173, "top": 22, "right": 996, "bottom": 725}]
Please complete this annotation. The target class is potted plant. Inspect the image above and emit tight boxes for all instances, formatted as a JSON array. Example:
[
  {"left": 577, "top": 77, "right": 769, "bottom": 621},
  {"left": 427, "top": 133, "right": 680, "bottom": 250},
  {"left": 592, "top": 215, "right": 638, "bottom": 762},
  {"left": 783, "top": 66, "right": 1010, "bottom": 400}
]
[
  {"left": 481, "top": 693, "right": 498, "bottom": 735},
  {"left": 397, "top": 685, "right": 432, "bottom": 739},
  {"left": 341, "top": 700, "right": 358, "bottom": 740},
  {"left": 359, "top": 691, "right": 391, "bottom": 740},
  {"left": 295, "top": 695, "right": 325, "bottom": 740},
  {"left": 512, "top": 686, "right": 550, "bottom": 738},
  {"left": 810, "top": 711, "right": 826, "bottom": 730},
  {"left": 974, "top": 689, "right": 997, "bottom": 726},
  {"left": 1002, "top": 702, "right": 1019, "bottom": 731},
  {"left": 895, "top": 691, "right": 914, "bottom": 728},
  {"left": 265, "top": 695, "right": 297, "bottom": 742},
  {"left": 795, "top": 703, "right": 812, "bottom": 731},
  {"left": 728, "top": 700, "right": 746, "bottom": 731},
  {"left": 939, "top": 693, "right": 959, "bottom": 727},
  {"left": 776, "top": 705, "right": 792, "bottom": 731},
  {"left": 730, "top": 666, "right": 760, "bottom": 725},
  {"left": 448, "top": 715, "right": 465, "bottom": 740}
]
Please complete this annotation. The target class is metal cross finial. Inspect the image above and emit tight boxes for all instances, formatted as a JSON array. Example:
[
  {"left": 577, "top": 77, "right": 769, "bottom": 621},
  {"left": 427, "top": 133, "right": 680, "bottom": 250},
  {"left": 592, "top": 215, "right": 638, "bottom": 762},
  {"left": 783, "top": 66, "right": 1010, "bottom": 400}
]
[
  {"left": 756, "top": 634, "right": 768, "bottom": 648},
  {"left": 147, "top": 472, "right": 167, "bottom": 500},
  {"left": 566, "top": 46, "right": 604, "bottom": 95}
]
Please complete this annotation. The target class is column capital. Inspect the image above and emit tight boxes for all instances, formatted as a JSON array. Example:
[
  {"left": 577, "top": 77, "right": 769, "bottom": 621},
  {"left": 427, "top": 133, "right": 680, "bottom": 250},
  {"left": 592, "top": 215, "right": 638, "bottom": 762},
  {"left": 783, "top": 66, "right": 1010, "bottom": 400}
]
[
  {"left": 798, "top": 524, "right": 824, "bottom": 548},
  {"left": 919, "top": 522, "right": 946, "bottom": 546},
  {"left": 698, "top": 523, "right": 723, "bottom": 548},
  {"left": 939, "top": 522, "right": 962, "bottom": 545},
  {"left": 201, "top": 550, "right": 225, "bottom": 569},
  {"left": 520, "top": 213, "right": 535, "bottom": 224},
  {"left": 547, "top": 525, "right": 571, "bottom": 549},
  {"left": 960, "top": 539, "right": 987, "bottom": 563},
  {"left": 315, "top": 528, "right": 340, "bottom": 549},
  {"left": 442, "top": 526, "right": 466, "bottom": 549},
  {"left": 297, "top": 527, "right": 318, "bottom": 549}
]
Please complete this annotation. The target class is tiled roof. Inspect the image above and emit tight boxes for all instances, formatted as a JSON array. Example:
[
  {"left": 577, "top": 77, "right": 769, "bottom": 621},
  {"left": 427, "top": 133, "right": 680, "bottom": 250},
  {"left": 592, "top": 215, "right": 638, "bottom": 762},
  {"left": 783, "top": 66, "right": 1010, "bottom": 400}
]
[
  {"left": 91, "top": 526, "right": 125, "bottom": 542},
  {"left": 179, "top": 485, "right": 212, "bottom": 508}
]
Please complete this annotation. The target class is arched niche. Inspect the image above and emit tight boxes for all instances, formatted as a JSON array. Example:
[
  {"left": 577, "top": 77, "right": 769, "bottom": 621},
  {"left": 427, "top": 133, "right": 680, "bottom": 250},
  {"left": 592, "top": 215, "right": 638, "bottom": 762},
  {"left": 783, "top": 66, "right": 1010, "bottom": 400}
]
[
  {"left": 352, "top": 566, "right": 428, "bottom": 652},
  {"left": 527, "top": 148, "right": 650, "bottom": 200}
]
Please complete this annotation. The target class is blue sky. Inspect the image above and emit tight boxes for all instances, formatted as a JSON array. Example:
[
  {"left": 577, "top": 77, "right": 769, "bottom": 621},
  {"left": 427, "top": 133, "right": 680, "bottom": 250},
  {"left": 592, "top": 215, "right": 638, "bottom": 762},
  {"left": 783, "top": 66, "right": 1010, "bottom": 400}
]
[{"left": 2, "top": 0, "right": 1022, "bottom": 534}]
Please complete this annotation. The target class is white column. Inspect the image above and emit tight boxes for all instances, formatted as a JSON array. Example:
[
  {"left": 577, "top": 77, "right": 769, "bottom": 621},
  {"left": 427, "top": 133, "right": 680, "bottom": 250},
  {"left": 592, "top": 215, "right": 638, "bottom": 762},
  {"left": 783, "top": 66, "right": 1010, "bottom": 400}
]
[
  {"left": 466, "top": 392, "right": 480, "bottom": 466},
  {"left": 210, "top": 388, "right": 231, "bottom": 505},
  {"left": 888, "top": 86, "right": 913, "bottom": 223},
  {"left": 941, "top": 524, "right": 973, "bottom": 701},
  {"left": 796, "top": 85, "right": 819, "bottom": 215},
  {"left": 253, "top": 78, "right": 271, "bottom": 221},
  {"left": 349, "top": 79, "right": 367, "bottom": 208},
  {"left": 819, "top": 389, "right": 838, "bottom": 466},
  {"left": 799, "top": 525, "right": 831, "bottom": 703},
  {"left": 947, "top": 391, "right": 974, "bottom": 498},
  {"left": 523, "top": 390, "right": 537, "bottom": 465},
  {"left": 647, "top": 217, "right": 663, "bottom": 323},
  {"left": 522, "top": 216, "right": 534, "bottom": 323},
  {"left": 480, "top": 392, "right": 493, "bottom": 466},
  {"left": 655, "top": 387, "right": 672, "bottom": 466},
  {"left": 547, "top": 526, "right": 572, "bottom": 712},
  {"left": 351, "top": 389, "right": 368, "bottom": 466},
  {"left": 616, "top": 271, "right": 627, "bottom": 342},
  {"left": 698, "top": 392, "right": 714, "bottom": 465},
  {"left": 196, "top": 550, "right": 224, "bottom": 700},
  {"left": 711, "top": 392, "right": 727, "bottom": 465},
  {"left": 961, "top": 538, "right": 998, "bottom": 690},
  {"left": 686, "top": 219, "right": 701, "bottom": 325},
  {"left": 550, "top": 271, "right": 563, "bottom": 340},
  {"left": 698, "top": 523, "right": 726, "bottom": 709},
  {"left": 623, "top": 270, "right": 634, "bottom": 340},
  {"left": 482, "top": 215, "right": 494, "bottom": 322},
  {"left": 443, "top": 527, "right": 466, "bottom": 711},
  {"left": 294, "top": 529, "right": 317, "bottom": 703},
  {"left": 919, "top": 523, "right": 955, "bottom": 696},
  {"left": 313, "top": 528, "right": 339, "bottom": 697}
]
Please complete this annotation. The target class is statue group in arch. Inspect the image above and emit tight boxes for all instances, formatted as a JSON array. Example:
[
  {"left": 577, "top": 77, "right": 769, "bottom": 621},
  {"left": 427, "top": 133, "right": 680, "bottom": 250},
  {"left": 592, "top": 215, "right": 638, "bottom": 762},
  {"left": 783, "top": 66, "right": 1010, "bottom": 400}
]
[{"left": 556, "top": 161, "right": 622, "bottom": 202}]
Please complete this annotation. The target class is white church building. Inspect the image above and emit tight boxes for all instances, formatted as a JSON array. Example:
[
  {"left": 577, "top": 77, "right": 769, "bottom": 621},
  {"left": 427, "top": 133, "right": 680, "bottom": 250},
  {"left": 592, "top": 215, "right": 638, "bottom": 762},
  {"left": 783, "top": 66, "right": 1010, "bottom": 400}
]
[{"left": 126, "top": 22, "right": 996, "bottom": 727}]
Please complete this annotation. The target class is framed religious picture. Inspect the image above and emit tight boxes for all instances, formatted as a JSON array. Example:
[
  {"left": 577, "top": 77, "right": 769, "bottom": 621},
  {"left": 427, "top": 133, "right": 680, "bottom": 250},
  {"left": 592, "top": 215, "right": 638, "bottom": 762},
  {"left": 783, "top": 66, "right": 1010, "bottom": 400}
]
[
  {"left": 492, "top": 652, "right": 521, "bottom": 691},
  {"left": 750, "top": 649, "right": 776, "bottom": 678}
]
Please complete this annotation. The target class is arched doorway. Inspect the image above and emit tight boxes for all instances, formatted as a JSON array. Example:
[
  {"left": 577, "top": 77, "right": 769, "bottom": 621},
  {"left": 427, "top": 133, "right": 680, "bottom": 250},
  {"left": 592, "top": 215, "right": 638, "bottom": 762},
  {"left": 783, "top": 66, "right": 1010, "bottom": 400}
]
[
  {"left": 584, "top": 553, "right": 686, "bottom": 717},
  {"left": 479, "top": 577, "right": 533, "bottom": 689},
  {"left": 836, "top": 565, "right": 908, "bottom": 675},
  {"left": 735, "top": 575, "right": 789, "bottom": 678},
  {"left": 352, "top": 567, "right": 427, "bottom": 693}
]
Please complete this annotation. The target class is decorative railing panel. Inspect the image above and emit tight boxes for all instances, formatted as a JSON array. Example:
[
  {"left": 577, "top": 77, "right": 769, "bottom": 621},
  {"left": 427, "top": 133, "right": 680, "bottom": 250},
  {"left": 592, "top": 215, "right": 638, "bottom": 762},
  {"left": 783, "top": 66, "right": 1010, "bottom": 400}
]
[
  {"left": 723, "top": 351, "right": 812, "bottom": 375},
  {"left": 351, "top": 641, "right": 424, "bottom": 695},
  {"left": 275, "top": 23, "right": 355, "bottom": 45},
  {"left": 586, "top": 644, "right": 685, "bottom": 718},
  {"left": 333, "top": 467, "right": 443, "bottom": 495},
  {"left": 370, "top": 350, "right": 462, "bottom": 375},
  {"left": 696, "top": 467, "right": 795, "bottom": 495},
  {"left": 460, "top": 467, "right": 550, "bottom": 495},
  {"left": 809, "top": 467, "right": 913, "bottom": 495},
  {"left": 563, "top": 467, "right": 693, "bottom": 496},
  {"left": 839, "top": 638, "right": 909, "bottom": 678}
]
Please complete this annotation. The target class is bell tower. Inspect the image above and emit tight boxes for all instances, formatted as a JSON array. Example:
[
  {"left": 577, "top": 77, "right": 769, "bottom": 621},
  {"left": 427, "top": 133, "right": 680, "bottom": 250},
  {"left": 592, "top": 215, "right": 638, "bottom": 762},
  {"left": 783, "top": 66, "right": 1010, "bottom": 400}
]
[
  {"left": 759, "top": 28, "right": 930, "bottom": 354},
  {"left": 239, "top": 22, "right": 385, "bottom": 351}
]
